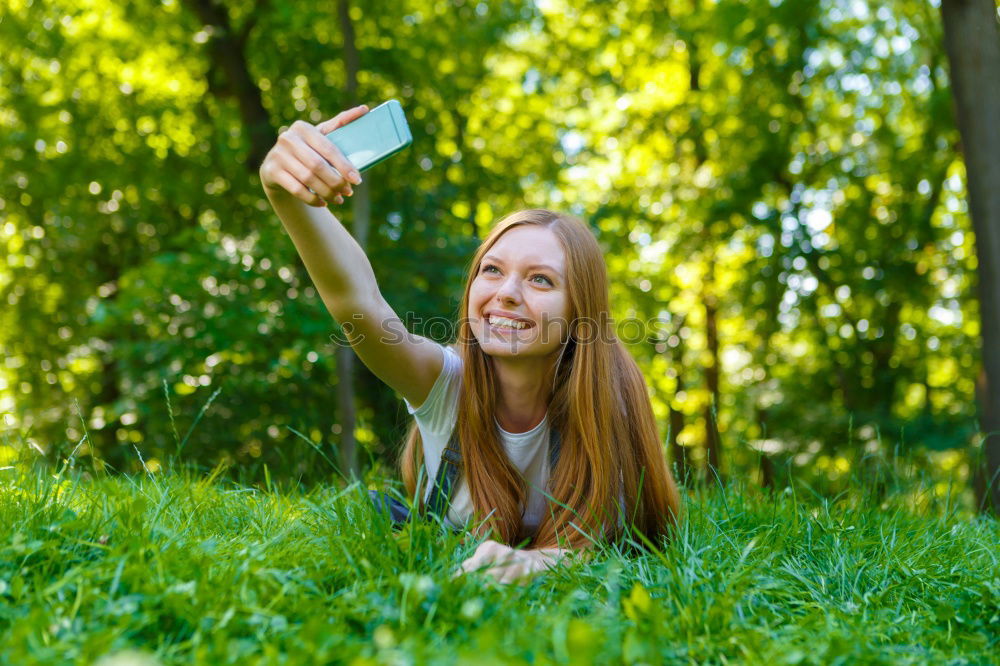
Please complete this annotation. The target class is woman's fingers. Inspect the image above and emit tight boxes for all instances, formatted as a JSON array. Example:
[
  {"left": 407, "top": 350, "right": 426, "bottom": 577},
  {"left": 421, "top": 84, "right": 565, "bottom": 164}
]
[
  {"left": 453, "top": 540, "right": 548, "bottom": 584},
  {"left": 497, "top": 564, "right": 528, "bottom": 585},
  {"left": 457, "top": 545, "right": 499, "bottom": 575},
  {"left": 272, "top": 130, "right": 336, "bottom": 201},
  {"left": 299, "top": 121, "right": 363, "bottom": 188},
  {"left": 278, "top": 128, "right": 350, "bottom": 201},
  {"left": 317, "top": 104, "right": 369, "bottom": 134},
  {"left": 315, "top": 106, "right": 368, "bottom": 196},
  {"left": 452, "top": 549, "right": 541, "bottom": 584},
  {"left": 456, "top": 541, "right": 519, "bottom": 577},
  {"left": 460, "top": 553, "right": 490, "bottom": 575},
  {"left": 260, "top": 108, "right": 369, "bottom": 205},
  {"left": 268, "top": 169, "right": 327, "bottom": 207}
]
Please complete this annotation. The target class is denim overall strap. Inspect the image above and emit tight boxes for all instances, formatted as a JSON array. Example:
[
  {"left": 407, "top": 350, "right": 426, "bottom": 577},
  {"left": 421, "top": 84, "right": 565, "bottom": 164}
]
[
  {"left": 425, "top": 429, "right": 463, "bottom": 517},
  {"left": 424, "top": 425, "right": 562, "bottom": 519},
  {"left": 548, "top": 428, "right": 562, "bottom": 472}
]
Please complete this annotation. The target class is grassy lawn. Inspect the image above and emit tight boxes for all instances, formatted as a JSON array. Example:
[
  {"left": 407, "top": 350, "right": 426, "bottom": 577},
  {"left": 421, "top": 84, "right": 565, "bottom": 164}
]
[{"left": 0, "top": 460, "right": 997, "bottom": 665}]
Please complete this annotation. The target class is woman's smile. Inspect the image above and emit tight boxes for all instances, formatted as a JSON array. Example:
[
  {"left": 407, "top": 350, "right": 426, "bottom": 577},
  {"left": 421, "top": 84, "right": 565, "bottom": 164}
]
[
  {"left": 485, "top": 310, "right": 535, "bottom": 332},
  {"left": 468, "top": 225, "right": 569, "bottom": 357}
]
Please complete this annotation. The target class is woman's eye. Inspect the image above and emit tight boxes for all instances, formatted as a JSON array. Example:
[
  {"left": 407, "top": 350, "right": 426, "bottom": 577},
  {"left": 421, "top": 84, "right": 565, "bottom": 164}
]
[{"left": 481, "top": 264, "right": 550, "bottom": 285}]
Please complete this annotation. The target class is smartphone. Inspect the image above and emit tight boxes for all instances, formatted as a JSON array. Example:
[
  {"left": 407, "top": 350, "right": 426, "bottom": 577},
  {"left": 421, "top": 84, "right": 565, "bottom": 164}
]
[{"left": 324, "top": 99, "right": 412, "bottom": 172}]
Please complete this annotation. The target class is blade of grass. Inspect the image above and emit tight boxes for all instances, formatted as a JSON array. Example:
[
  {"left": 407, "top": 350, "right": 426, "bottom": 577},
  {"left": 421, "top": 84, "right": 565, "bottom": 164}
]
[
  {"left": 286, "top": 425, "right": 346, "bottom": 482},
  {"left": 177, "top": 386, "right": 222, "bottom": 457}
]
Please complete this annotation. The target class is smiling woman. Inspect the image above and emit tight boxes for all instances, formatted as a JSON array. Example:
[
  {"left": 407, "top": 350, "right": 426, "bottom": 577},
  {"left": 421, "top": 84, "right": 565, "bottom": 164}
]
[
  {"left": 398, "top": 210, "right": 683, "bottom": 560},
  {"left": 259, "top": 111, "right": 681, "bottom": 583}
]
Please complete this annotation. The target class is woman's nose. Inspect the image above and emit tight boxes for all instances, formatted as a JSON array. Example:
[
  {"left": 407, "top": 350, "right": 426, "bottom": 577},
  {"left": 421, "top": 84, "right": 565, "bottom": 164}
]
[{"left": 495, "top": 275, "right": 522, "bottom": 304}]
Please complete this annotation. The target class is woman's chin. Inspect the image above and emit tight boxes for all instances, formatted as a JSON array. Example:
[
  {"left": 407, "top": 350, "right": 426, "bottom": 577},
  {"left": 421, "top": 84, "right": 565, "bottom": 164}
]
[
  {"left": 480, "top": 343, "right": 528, "bottom": 357},
  {"left": 479, "top": 339, "right": 562, "bottom": 360}
]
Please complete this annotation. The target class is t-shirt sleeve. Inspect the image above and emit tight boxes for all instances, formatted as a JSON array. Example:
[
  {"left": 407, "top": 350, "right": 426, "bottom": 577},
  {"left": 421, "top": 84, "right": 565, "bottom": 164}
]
[{"left": 403, "top": 344, "right": 462, "bottom": 436}]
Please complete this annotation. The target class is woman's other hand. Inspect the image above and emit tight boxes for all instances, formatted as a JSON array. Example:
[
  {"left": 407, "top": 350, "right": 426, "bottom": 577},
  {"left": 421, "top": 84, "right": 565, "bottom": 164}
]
[
  {"left": 258, "top": 105, "right": 368, "bottom": 207},
  {"left": 453, "top": 539, "right": 561, "bottom": 585}
]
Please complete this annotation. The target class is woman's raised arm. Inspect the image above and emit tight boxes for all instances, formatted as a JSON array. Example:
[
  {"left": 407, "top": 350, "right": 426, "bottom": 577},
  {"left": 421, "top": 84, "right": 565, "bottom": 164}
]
[{"left": 259, "top": 106, "right": 443, "bottom": 409}]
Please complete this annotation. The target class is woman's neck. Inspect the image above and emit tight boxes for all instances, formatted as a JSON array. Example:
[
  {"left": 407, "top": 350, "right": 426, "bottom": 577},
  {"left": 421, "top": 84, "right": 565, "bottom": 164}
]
[{"left": 491, "top": 356, "right": 554, "bottom": 434}]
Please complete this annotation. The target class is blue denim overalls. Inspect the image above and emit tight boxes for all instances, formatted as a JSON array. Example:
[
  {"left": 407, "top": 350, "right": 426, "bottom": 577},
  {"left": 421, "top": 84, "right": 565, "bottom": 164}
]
[{"left": 370, "top": 425, "right": 563, "bottom": 530}]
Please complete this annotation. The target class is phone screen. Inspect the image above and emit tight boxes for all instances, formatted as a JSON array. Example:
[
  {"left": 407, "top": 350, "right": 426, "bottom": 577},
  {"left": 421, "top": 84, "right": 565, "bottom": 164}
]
[{"left": 326, "top": 101, "right": 411, "bottom": 172}]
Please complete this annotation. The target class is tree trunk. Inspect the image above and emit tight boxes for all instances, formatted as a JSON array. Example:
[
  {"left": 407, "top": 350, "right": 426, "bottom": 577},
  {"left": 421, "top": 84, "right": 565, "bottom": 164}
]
[
  {"left": 182, "top": 0, "right": 275, "bottom": 171},
  {"left": 940, "top": 0, "right": 1000, "bottom": 514},
  {"left": 335, "top": 346, "right": 358, "bottom": 481},
  {"left": 870, "top": 299, "right": 902, "bottom": 415},
  {"left": 972, "top": 369, "right": 989, "bottom": 510},
  {"left": 756, "top": 406, "right": 775, "bottom": 490},
  {"left": 703, "top": 270, "right": 723, "bottom": 484},
  {"left": 686, "top": 14, "right": 725, "bottom": 485},
  {"left": 755, "top": 249, "right": 783, "bottom": 491},
  {"left": 668, "top": 367, "right": 689, "bottom": 487},
  {"left": 334, "top": 0, "right": 368, "bottom": 481},
  {"left": 664, "top": 315, "right": 690, "bottom": 486},
  {"left": 96, "top": 356, "right": 123, "bottom": 471},
  {"left": 669, "top": 402, "right": 689, "bottom": 486},
  {"left": 92, "top": 243, "right": 124, "bottom": 470}
]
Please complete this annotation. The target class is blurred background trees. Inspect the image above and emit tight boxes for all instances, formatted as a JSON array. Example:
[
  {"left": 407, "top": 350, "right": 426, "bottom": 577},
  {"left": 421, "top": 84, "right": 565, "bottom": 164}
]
[{"left": 1, "top": 0, "right": 994, "bottom": 512}]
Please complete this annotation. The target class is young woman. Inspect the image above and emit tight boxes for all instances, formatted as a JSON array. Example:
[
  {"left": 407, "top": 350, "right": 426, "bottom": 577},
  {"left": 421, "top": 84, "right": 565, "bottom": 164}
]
[{"left": 259, "top": 105, "right": 682, "bottom": 584}]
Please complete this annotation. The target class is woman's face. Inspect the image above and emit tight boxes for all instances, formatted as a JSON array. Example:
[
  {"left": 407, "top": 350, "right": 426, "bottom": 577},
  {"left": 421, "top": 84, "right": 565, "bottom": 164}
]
[{"left": 467, "top": 225, "right": 570, "bottom": 360}]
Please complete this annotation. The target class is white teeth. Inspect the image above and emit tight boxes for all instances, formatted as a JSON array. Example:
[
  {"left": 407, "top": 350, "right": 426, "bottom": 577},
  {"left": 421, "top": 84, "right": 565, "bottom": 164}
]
[{"left": 489, "top": 315, "right": 528, "bottom": 330}]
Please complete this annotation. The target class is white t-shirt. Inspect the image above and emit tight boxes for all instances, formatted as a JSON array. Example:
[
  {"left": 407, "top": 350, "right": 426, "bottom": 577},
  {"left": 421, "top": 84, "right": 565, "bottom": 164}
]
[{"left": 403, "top": 344, "right": 554, "bottom": 532}]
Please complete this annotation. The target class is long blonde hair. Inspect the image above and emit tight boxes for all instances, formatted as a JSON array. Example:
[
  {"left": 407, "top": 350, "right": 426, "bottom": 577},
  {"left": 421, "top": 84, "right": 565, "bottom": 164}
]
[{"left": 399, "top": 209, "right": 682, "bottom": 549}]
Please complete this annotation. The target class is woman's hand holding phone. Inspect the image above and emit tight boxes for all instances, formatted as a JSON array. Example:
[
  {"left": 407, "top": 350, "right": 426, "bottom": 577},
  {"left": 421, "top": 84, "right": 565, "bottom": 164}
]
[{"left": 259, "top": 105, "right": 369, "bottom": 207}]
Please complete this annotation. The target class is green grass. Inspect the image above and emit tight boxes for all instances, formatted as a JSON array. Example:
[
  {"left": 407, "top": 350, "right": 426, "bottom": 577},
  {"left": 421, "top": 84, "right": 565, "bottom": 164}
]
[{"left": 0, "top": 457, "right": 997, "bottom": 665}]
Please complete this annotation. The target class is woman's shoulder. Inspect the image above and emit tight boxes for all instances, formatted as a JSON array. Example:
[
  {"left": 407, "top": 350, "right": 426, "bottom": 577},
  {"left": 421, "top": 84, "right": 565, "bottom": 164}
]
[
  {"left": 442, "top": 343, "right": 461, "bottom": 362},
  {"left": 405, "top": 343, "right": 463, "bottom": 428},
  {"left": 436, "top": 343, "right": 462, "bottom": 377}
]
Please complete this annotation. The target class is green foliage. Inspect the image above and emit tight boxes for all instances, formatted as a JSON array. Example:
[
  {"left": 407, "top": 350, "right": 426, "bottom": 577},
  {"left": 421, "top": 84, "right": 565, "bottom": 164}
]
[
  {"left": 0, "top": 0, "right": 983, "bottom": 490},
  {"left": 0, "top": 457, "right": 996, "bottom": 664}
]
